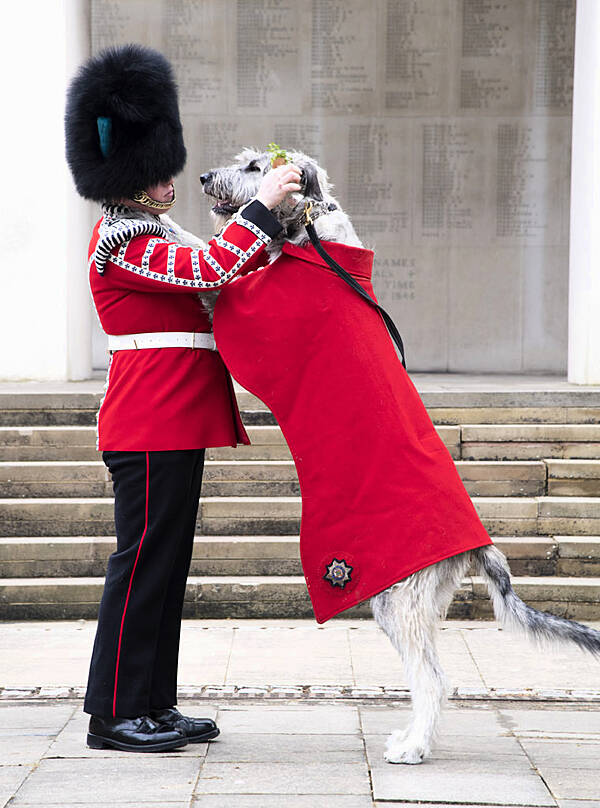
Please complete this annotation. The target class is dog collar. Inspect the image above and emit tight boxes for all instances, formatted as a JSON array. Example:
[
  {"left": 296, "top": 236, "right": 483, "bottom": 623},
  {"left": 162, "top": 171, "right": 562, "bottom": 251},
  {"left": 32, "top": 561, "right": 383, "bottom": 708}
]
[{"left": 302, "top": 200, "right": 338, "bottom": 225}]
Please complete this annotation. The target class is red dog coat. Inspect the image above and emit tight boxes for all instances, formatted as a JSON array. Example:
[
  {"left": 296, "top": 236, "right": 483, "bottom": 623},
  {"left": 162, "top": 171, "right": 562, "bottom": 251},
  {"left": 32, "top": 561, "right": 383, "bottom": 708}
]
[{"left": 213, "top": 240, "right": 492, "bottom": 623}]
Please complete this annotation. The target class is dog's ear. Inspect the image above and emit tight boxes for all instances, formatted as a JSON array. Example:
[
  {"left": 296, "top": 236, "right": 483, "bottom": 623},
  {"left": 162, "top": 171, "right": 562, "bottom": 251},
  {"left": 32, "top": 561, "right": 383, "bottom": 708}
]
[{"left": 301, "top": 163, "right": 324, "bottom": 201}]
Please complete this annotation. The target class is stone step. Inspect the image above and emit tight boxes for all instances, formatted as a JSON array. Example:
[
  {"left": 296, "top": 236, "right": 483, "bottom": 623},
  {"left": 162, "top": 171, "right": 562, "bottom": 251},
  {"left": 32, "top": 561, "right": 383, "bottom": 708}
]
[
  {"left": 0, "top": 460, "right": 302, "bottom": 498},
  {"left": 0, "top": 424, "right": 457, "bottom": 461},
  {"left": 5, "top": 402, "right": 600, "bottom": 428},
  {"left": 2, "top": 383, "right": 600, "bottom": 426},
  {"left": 0, "top": 459, "right": 557, "bottom": 498},
  {"left": 1, "top": 495, "right": 599, "bottom": 537},
  {"left": 0, "top": 574, "right": 598, "bottom": 621},
  {"left": 462, "top": 424, "right": 600, "bottom": 460},
  {"left": 1, "top": 535, "right": 599, "bottom": 579},
  {"left": 425, "top": 406, "right": 600, "bottom": 425},
  {"left": 6, "top": 423, "right": 600, "bottom": 463},
  {"left": 546, "top": 460, "right": 600, "bottom": 496}
]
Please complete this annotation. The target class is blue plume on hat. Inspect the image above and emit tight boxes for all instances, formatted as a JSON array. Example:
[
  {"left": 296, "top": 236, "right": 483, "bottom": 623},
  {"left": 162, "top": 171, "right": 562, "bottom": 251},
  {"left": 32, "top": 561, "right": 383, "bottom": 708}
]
[{"left": 96, "top": 116, "right": 112, "bottom": 158}]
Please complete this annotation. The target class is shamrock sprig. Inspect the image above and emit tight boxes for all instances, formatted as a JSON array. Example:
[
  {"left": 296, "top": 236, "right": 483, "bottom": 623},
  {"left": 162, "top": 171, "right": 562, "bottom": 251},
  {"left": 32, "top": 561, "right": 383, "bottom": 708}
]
[{"left": 267, "top": 142, "right": 289, "bottom": 168}]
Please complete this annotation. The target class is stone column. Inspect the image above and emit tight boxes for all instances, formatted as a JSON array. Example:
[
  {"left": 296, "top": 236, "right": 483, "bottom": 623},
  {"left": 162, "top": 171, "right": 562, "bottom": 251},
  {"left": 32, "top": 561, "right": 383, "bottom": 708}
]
[
  {"left": 0, "top": 0, "right": 92, "bottom": 381},
  {"left": 568, "top": 0, "right": 600, "bottom": 384}
]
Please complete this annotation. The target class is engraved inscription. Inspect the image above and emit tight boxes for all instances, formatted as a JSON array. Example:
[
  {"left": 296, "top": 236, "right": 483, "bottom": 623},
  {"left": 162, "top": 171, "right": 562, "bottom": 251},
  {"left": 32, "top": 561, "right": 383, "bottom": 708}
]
[
  {"left": 534, "top": 0, "right": 575, "bottom": 110},
  {"left": 311, "top": 0, "right": 376, "bottom": 113},
  {"left": 89, "top": 0, "right": 575, "bottom": 372}
]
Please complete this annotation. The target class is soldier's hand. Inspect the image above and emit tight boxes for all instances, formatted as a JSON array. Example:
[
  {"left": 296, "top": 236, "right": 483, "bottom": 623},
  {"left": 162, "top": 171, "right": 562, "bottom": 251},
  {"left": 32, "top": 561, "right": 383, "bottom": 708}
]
[{"left": 255, "top": 164, "right": 302, "bottom": 209}]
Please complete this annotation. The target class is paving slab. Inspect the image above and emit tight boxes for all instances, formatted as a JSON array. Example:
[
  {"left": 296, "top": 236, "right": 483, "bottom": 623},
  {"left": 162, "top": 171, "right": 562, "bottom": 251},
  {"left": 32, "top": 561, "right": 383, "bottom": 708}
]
[
  {"left": 370, "top": 761, "right": 555, "bottom": 805},
  {"left": 0, "top": 703, "right": 76, "bottom": 731},
  {"left": 174, "top": 625, "right": 233, "bottom": 687},
  {"left": 0, "top": 622, "right": 96, "bottom": 688},
  {"left": 500, "top": 708, "right": 600, "bottom": 736},
  {"left": 216, "top": 704, "right": 361, "bottom": 735},
  {"left": 359, "top": 705, "right": 501, "bottom": 737},
  {"left": 463, "top": 628, "right": 600, "bottom": 691},
  {"left": 194, "top": 760, "right": 371, "bottom": 795},
  {"left": 0, "top": 733, "right": 57, "bottom": 765},
  {"left": 204, "top": 731, "right": 364, "bottom": 763},
  {"left": 192, "top": 797, "right": 374, "bottom": 807},
  {"left": 9, "top": 757, "right": 200, "bottom": 805},
  {"left": 520, "top": 739, "right": 600, "bottom": 768},
  {"left": 537, "top": 767, "right": 600, "bottom": 800},
  {"left": 557, "top": 802, "right": 600, "bottom": 808},
  {"left": 364, "top": 735, "right": 528, "bottom": 777},
  {"left": 0, "top": 766, "right": 34, "bottom": 808},
  {"left": 225, "top": 624, "right": 355, "bottom": 686}
]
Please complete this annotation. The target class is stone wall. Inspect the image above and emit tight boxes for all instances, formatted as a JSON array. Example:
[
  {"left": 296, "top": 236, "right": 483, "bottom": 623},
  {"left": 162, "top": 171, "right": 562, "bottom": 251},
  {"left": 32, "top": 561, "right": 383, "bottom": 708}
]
[{"left": 90, "top": 0, "right": 575, "bottom": 372}]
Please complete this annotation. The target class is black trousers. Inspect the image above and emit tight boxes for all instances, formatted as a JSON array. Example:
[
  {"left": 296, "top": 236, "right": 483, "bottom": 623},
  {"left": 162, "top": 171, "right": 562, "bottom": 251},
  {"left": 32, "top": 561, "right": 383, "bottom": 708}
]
[{"left": 84, "top": 449, "right": 205, "bottom": 718}]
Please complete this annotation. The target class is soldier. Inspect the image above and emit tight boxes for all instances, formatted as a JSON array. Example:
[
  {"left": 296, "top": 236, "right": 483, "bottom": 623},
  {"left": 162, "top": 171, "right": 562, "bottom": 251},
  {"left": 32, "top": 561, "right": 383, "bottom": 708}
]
[{"left": 65, "top": 43, "right": 300, "bottom": 752}]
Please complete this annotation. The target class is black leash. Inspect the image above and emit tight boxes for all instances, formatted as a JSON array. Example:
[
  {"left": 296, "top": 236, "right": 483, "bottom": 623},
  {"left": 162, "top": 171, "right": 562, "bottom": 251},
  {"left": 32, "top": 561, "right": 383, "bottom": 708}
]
[{"left": 303, "top": 203, "right": 407, "bottom": 370}]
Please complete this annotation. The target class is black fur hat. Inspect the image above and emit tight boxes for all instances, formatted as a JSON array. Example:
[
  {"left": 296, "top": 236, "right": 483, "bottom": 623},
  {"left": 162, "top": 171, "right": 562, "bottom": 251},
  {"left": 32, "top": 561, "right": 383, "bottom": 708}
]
[{"left": 65, "top": 43, "right": 186, "bottom": 202}]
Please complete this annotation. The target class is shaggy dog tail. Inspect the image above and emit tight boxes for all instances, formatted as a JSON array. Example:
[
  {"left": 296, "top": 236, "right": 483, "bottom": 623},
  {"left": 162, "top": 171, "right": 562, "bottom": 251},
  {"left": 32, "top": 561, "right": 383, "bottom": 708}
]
[{"left": 473, "top": 544, "right": 600, "bottom": 657}]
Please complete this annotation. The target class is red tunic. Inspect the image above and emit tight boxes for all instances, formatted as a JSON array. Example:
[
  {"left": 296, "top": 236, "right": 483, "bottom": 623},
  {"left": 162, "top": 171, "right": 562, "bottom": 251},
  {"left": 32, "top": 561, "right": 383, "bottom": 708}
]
[
  {"left": 89, "top": 202, "right": 276, "bottom": 451},
  {"left": 213, "top": 240, "right": 493, "bottom": 623}
]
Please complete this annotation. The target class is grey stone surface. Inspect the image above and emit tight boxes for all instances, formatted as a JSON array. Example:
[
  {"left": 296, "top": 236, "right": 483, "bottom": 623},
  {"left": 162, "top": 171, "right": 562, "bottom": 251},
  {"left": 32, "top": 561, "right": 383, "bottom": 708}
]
[
  {"left": 205, "top": 732, "right": 364, "bottom": 763},
  {"left": 0, "top": 703, "right": 76, "bottom": 730},
  {"left": 501, "top": 709, "right": 600, "bottom": 736},
  {"left": 365, "top": 732, "right": 524, "bottom": 761},
  {"left": 195, "top": 760, "right": 371, "bottom": 795},
  {"left": 0, "top": 766, "right": 34, "bottom": 808},
  {"left": 0, "top": 733, "right": 56, "bottom": 765},
  {"left": 521, "top": 739, "right": 600, "bottom": 768},
  {"left": 2, "top": 698, "right": 600, "bottom": 805},
  {"left": 193, "top": 798, "right": 373, "bottom": 807},
  {"left": 370, "top": 765, "right": 554, "bottom": 805},
  {"left": 225, "top": 625, "right": 355, "bottom": 686},
  {"left": 10, "top": 758, "right": 200, "bottom": 805},
  {"left": 216, "top": 704, "right": 360, "bottom": 735},
  {"left": 464, "top": 631, "right": 600, "bottom": 691},
  {"left": 537, "top": 767, "right": 600, "bottom": 800},
  {"left": 557, "top": 802, "right": 600, "bottom": 808},
  {"left": 3, "top": 619, "right": 600, "bottom": 695},
  {"left": 360, "top": 705, "right": 501, "bottom": 737}
]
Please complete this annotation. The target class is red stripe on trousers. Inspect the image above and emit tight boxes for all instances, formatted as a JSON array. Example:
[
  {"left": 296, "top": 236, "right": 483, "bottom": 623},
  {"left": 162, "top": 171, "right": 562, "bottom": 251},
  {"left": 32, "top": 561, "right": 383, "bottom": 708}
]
[{"left": 112, "top": 451, "right": 150, "bottom": 717}]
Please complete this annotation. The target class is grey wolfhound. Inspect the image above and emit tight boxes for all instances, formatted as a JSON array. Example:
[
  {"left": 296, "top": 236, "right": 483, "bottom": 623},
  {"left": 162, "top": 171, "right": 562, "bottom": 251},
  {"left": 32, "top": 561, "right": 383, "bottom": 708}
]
[{"left": 200, "top": 148, "right": 600, "bottom": 765}]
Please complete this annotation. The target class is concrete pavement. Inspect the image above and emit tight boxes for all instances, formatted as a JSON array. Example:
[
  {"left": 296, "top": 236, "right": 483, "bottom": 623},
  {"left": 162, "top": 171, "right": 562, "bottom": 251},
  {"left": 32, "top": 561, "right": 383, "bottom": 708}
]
[{"left": 1, "top": 619, "right": 599, "bottom": 806}]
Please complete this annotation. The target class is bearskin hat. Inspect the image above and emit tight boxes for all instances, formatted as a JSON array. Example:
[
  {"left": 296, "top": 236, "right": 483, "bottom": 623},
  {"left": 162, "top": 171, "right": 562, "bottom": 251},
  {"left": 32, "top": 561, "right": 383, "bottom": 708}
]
[{"left": 65, "top": 43, "right": 186, "bottom": 202}]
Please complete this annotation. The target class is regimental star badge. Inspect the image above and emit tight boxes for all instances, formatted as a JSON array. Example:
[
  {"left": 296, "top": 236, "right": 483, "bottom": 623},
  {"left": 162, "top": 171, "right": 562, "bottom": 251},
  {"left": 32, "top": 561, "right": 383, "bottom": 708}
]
[{"left": 324, "top": 558, "right": 353, "bottom": 588}]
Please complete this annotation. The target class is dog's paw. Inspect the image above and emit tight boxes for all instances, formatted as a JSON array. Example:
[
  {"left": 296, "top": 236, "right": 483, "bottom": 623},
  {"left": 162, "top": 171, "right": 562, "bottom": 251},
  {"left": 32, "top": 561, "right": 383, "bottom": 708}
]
[
  {"left": 387, "top": 728, "right": 408, "bottom": 743},
  {"left": 384, "top": 735, "right": 427, "bottom": 765}
]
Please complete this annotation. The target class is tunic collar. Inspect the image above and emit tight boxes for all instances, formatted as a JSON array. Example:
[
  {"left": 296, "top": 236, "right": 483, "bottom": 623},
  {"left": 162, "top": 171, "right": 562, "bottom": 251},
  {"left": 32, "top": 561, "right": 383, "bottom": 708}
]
[{"left": 281, "top": 240, "right": 375, "bottom": 282}]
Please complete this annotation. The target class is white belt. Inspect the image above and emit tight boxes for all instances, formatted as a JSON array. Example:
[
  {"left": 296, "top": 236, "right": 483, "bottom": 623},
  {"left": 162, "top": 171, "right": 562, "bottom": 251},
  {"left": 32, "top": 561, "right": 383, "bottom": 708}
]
[{"left": 107, "top": 331, "right": 217, "bottom": 352}]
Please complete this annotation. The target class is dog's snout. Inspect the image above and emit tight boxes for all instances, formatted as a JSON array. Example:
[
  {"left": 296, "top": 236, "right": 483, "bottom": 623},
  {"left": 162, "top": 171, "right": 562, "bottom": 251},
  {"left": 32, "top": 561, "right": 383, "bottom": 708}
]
[{"left": 199, "top": 172, "right": 213, "bottom": 186}]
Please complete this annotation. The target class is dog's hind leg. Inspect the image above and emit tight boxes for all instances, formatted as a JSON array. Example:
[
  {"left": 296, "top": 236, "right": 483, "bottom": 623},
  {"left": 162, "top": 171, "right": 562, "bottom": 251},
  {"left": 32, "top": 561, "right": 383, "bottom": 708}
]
[{"left": 371, "top": 553, "right": 469, "bottom": 764}]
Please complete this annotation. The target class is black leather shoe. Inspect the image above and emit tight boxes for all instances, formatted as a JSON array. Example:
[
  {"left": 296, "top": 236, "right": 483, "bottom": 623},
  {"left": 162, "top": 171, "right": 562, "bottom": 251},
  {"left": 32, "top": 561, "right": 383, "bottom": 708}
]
[
  {"left": 150, "top": 707, "right": 220, "bottom": 743},
  {"left": 87, "top": 714, "right": 188, "bottom": 752}
]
